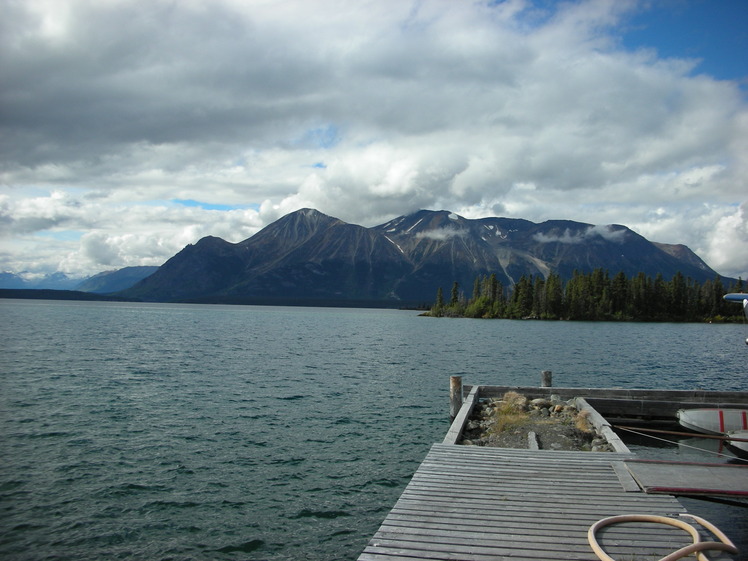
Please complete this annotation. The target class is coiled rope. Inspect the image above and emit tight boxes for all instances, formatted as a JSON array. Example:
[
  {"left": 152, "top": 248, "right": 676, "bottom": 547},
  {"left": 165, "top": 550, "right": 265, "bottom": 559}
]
[{"left": 588, "top": 513, "right": 738, "bottom": 561}]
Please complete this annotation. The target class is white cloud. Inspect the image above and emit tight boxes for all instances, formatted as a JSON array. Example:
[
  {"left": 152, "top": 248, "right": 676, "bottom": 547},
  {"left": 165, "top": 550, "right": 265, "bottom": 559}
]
[
  {"left": 0, "top": 191, "right": 263, "bottom": 275},
  {"left": 533, "top": 225, "right": 627, "bottom": 245},
  {"left": 704, "top": 203, "right": 748, "bottom": 279},
  {"left": 415, "top": 228, "right": 468, "bottom": 242},
  {"left": 0, "top": 0, "right": 746, "bottom": 280}
]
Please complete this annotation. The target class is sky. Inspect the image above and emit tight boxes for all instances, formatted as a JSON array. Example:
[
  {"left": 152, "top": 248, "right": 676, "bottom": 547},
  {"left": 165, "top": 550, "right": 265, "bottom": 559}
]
[{"left": 1, "top": 0, "right": 747, "bottom": 281}]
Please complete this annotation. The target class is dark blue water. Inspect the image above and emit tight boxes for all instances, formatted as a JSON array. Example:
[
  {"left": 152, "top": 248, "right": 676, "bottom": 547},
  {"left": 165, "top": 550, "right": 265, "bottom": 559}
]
[{"left": 1, "top": 299, "right": 746, "bottom": 560}]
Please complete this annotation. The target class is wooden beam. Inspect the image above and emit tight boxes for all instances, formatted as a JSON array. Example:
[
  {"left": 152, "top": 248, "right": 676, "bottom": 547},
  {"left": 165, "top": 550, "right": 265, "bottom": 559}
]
[
  {"left": 575, "top": 397, "right": 630, "bottom": 453},
  {"left": 443, "top": 386, "right": 480, "bottom": 445}
]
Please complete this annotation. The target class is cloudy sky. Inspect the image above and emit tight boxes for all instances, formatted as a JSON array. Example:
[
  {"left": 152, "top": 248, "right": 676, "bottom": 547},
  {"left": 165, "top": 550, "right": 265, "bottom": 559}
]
[{"left": 2, "top": 0, "right": 747, "bottom": 280}]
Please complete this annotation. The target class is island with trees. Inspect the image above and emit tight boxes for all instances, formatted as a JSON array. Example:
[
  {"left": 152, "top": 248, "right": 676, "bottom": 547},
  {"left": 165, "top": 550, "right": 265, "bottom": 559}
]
[{"left": 428, "top": 269, "right": 745, "bottom": 322}]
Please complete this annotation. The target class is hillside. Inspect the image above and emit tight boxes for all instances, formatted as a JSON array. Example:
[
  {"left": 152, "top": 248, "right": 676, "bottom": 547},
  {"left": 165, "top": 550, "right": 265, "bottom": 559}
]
[{"left": 75, "top": 266, "right": 159, "bottom": 293}]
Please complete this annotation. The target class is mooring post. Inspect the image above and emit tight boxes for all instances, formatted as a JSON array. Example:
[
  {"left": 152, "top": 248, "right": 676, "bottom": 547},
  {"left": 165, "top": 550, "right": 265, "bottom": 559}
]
[
  {"left": 541, "top": 370, "right": 552, "bottom": 388},
  {"left": 449, "top": 376, "right": 463, "bottom": 422}
]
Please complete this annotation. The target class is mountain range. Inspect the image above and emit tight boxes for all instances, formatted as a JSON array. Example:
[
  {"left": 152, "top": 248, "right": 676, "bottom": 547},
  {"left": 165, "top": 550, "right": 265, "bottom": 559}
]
[
  {"left": 0, "top": 271, "right": 82, "bottom": 291},
  {"left": 0, "top": 267, "right": 158, "bottom": 293},
  {"left": 117, "top": 208, "right": 721, "bottom": 306}
]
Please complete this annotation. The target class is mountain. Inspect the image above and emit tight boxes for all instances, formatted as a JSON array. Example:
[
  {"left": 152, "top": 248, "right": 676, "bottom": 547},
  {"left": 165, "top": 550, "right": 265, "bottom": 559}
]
[
  {"left": 0, "top": 272, "right": 27, "bottom": 289},
  {"left": 119, "top": 208, "right": 726, "bottom": 306},
  {"left": 75, "top": 266, "right": 160, "bottom": 294},
  {"left": 0, "top": 271, "right": 82, "bottom": 290},
  {"left": 652, "top": 242, "right": 713, "bottom": 273}
]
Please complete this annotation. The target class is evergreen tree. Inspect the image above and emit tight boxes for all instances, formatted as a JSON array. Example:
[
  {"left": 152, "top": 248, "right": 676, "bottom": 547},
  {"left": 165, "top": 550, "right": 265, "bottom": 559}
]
[
  {"left": 488, "top": 273, "right": 499, "bottom": 303},
  {"left": 510, "top": 275, "right": 533, "bottom": 318},
  {"left": 710, "top": 276, "right": 726, "bottom": 317},
  {"left": 630, "top": 272, "right": 651, "bottom": 318},
  {"left": 668, "top": 272, "right": 687, "bottom": 320},
  {"left": 531, "top": 276, "right": 546, "bottom": 318},
  {"left": 432, "top": 286, "right": 444, "bottom": 316},
  {"left": 473, "top": 276, "right": 483, "bottom": 300},
  {"left": 565, "top": 270, "right": 589, "bottom": 320},
  {"left": 653, "top": 273, "right": 667, "bottom": 319},
  {"left": 544, "top": 273, "right": 563, "bottom": 319},
  {"left": 450, "top": 281, "right": 460, "bottom": 306},
  {"left": 610, "top": 271, "right": 628, "bottom": 318}
]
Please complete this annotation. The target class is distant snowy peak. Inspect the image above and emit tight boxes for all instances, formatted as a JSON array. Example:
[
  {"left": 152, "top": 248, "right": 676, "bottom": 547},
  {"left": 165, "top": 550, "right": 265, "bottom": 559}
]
[
  {"left": 0, "top": 271, "right": 81, "bottom": 290},
  {"left": 376, "top": 209, "right": 469, "bottom": 236}
]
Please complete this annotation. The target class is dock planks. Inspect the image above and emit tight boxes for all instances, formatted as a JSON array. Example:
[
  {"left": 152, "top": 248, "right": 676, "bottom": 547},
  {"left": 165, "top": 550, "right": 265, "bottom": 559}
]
[{"left": 358, "top": 444, "right": 709, "bottom": 561}]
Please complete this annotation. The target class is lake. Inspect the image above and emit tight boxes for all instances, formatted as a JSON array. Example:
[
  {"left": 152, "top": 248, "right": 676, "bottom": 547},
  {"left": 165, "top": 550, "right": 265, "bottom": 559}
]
[{"left": 1, "top": 299, "right": 746, "bottom": 560}]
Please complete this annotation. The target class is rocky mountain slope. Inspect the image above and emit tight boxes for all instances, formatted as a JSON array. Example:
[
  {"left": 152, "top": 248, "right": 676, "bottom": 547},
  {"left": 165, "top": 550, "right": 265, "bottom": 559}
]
[
  {"left": 120, "top": 208, "right": 720, "bottom": 305},
  {"left": 74, "top": 266, "right": 160, "bottom": 294}
]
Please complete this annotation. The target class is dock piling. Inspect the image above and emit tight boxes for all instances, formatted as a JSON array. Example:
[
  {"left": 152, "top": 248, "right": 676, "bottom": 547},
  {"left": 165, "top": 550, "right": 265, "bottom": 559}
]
[
  {"left": 541, "top": 369, "right": 552, "bottom": 387},
  {"left": 449, "top": 376, "right": 462, "bottom": 422}
]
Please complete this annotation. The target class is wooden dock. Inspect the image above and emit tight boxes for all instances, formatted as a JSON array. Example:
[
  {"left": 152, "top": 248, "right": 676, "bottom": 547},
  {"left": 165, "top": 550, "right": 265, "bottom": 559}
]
[
  {"left": 357, "top": 444, "right": 704, "bottom": 560},
  {"left": 358, "top": 383, "right": 746, "bottom": 560}
]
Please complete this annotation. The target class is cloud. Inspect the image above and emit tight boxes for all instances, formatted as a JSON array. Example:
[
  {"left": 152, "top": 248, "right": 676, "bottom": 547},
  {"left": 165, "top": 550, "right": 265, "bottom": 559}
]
[
  {"left": 704, "top": 203, "right": 748, "bottom": 279},
  {"left": 415, "top": 227, "right": 468, "bottom": 242},
  {"left": 533, "top": 224, "right": 628, "bottom": 245},
  {"left": 0, "top": 0, "right": 746, "bottom": 279},
  {"left": 0, "top": 190, "right": 264, "bottom": 274}
]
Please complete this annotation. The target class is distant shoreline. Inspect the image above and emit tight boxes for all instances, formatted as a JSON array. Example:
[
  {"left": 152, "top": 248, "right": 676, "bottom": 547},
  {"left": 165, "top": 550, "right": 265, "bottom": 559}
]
[
  {"left": 1, "top": 289, "right": 740, "bottom": 322},
  {"left": 0, "top": 289, "right": 138, "bottom": 302},
  {"left": 0, "top": 289, "right": 430, "bottom": 310}
]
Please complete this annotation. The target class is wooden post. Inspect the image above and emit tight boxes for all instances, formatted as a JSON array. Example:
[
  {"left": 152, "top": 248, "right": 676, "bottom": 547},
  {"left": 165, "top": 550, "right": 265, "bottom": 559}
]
[
  {"left": 541, "top": 370, "right": 552, "bottom": 387},
  {"left": 449, "top": 376, "right": 463, "bottom": 421}
]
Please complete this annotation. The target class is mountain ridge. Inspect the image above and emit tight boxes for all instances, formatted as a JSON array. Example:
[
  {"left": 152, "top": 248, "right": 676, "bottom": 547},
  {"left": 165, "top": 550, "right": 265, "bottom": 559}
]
[
  {"left": 119, "top": 208, "right": 727, "bottom": 305},
  {"left": 74, "top": 266, "right": 160, "bottom": 293}
]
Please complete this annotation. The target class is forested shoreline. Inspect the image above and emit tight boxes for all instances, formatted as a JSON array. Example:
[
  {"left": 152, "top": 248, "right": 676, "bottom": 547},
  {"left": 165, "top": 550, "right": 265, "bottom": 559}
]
[{"left": 428, "top": 270, "right": 746, "bottom": 322}]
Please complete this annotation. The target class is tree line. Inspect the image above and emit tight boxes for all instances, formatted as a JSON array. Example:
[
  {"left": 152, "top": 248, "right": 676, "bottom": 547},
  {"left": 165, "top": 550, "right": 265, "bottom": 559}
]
[{"left": 429, "top": 270, "right": 746, "bottom": 322}]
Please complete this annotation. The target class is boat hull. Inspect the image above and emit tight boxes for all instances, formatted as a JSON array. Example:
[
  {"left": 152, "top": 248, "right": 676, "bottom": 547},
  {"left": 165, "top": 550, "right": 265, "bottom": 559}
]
[
  {"left": 727, "top": 430, "right": 748, "bottom": 454},
  {"left": 677, "top": 408, "right": 748, "bottom": 435}
]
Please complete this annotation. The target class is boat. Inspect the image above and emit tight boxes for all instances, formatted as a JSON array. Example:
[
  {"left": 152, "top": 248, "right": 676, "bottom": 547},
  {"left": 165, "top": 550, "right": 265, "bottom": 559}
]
[
  {"left": 677, "top": 408, "right": 748, "bottom": 435},
  {"left": 723, "top": 292, "right": 748, "bottom": 310},
  {"left": 727, "top": 429, "right": 748, "bottom": 458},
  {"left": 723, "top": 293, "right": 748, "bottom": 345}
]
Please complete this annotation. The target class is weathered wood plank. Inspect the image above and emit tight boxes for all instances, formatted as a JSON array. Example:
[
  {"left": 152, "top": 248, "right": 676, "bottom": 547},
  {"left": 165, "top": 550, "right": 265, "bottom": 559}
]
[
  {"left": 625, "top": 459, "right": 748, "bottom": 497},
  {"left": 369, "top": 528, "right": 692, "bottom": 554},
  {"left": 362, "top": 533, "right": 692, "bottom": 561},
  {"left": 362, "top": 541, "right": 599, "bottom": 561},
  {"left": 443, "top": 385, "right": 480, "bottom": 445},
  {"left": 418, "top": 449, "right": 626, "bottom": 461},
  {"left": 610, "top": 461, "right": 642, "bottom": 492},
  {"left": 378, "top": 517, "right": 689, "bottom": 540},
  {"left": 575, "top": 397, "right": 630, "bottom": 452},
  {"left": 397, "top": 484, "right": 674, "bottom": 504},
  {"left": 391, "top": 495, "right": 681, "bottom": 517}
]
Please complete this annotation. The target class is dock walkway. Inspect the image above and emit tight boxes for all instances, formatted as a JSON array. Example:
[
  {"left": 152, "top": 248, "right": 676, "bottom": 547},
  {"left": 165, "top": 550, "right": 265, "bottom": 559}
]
[{"left": 358, "top": 444, "right": 714, "bottom": 561}]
